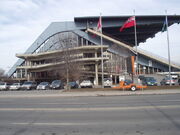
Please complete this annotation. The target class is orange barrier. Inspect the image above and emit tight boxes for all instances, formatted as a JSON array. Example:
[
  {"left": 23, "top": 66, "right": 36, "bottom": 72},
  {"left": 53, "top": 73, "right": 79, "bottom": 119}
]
[{"left": 113, "top": 81, "right": 147, "bottom": 91}]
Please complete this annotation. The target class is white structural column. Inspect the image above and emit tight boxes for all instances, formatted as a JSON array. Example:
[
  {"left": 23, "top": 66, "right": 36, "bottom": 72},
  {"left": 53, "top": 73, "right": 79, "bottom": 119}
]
[
  {"left": 20, "top": 69, "right": 23, "bottom": 78},
  {"left": 165, "top": 10, "right": 172, "bottom": 86},
  {"left": 27, "top": 72, "right": 30, "bottom": 81},
  {"left": 95, "top": 50, "right": 99, "bottom": 86}
]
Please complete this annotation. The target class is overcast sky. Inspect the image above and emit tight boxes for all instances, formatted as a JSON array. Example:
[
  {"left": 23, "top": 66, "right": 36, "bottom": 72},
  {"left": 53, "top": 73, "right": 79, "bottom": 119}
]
[{"left": 1, "top": 0, "right": 180, "bottom": 73}]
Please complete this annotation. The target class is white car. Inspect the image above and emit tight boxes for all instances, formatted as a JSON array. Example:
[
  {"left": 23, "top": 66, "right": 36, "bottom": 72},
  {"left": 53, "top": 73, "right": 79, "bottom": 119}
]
[
  {"left": 36, "top": 82, "right": 50, "bottom": 90},
  {"left": 104, "top": 78, "right": 113, "bottom": 88},
  {"left": 9, "top": 83, "right": 21, "bottom": 90},
  {"left": 80, "top": 80, "right": 93, "bottom": 88},
  {"left": 0, "top": 82, "right": 11, "bottom": 90}
]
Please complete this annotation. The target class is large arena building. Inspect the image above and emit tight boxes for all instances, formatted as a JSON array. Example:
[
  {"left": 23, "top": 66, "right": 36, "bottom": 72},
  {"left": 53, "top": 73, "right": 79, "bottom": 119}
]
[{"left": 8, "top": 15, "right": 180, "bottom": 85}]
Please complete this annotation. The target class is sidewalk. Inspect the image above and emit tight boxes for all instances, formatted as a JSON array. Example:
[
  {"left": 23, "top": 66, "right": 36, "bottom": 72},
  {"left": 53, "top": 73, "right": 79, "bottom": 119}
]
[
  {"left": 61, "top": 89, "right": 180, "bottom": 97},
  {"left": 0, "top": 89, "right": 180, "bottom": 98}
]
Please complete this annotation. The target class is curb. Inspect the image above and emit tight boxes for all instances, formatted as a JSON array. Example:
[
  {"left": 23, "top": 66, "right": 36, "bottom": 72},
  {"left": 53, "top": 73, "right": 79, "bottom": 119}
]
[{"left": 0, "top": 89, "right": 180, "bottom": 98}]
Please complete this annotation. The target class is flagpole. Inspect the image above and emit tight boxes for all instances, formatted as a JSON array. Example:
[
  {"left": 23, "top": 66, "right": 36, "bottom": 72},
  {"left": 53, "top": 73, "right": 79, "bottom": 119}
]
[
  {"left": 100, "top": 13, "right": 104, "bottom": 88},
  {"left": 165, "top": 10, "right": 172, "bottom": 86},
  {"left": 133, "top": 10, "right": 138, "bottom": 77}
]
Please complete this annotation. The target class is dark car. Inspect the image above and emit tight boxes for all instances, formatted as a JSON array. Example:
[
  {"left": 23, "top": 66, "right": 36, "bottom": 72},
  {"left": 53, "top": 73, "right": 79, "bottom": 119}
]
[
  {"left": 138, "top": 75, "right": 145, "bottom": 80},
  {"left": 21, "top": 81, "right": 37, "bottom": 90},
  {"left": 124, "top": 79, "right": 133, "bottom": 85},
  {"left": 36, "top": 82, "right": 50, "bottom": 90},
  {"left": 142, "top": 77, "right": 157, "bottom": 86},
  {"left": 68, "top": 82, "right": 79, "bottom": 89},
  {"left": 50, "top": 80, "right": 64, "bottom": 89}
]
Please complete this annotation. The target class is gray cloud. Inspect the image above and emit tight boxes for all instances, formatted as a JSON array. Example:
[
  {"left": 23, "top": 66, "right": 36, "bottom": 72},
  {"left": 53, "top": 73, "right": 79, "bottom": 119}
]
[{"left": 0, "top": 0, "right": 180, "bottom": 71}]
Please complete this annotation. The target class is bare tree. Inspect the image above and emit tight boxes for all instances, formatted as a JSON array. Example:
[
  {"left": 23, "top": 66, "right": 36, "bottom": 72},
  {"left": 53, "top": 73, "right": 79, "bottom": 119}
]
[
  {"left": 55, "top": 32, "right": 83, "bottom": 89},
  {"left": 0, "top": 68, "right": 11, "bottom": 82},
  {"left": 0, "top": 68, "right": 5, "bottom": 81}
]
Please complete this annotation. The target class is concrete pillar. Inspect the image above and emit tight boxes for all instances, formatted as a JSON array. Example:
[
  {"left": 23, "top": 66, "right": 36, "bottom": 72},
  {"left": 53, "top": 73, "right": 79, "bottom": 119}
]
[
  {"left": 138, "top": 64, "right": 141, "bottom": 74},
  {"left": 27, "top": 73, "right": 30, "bottom": 81},
  {"left": 26, "top": 60, "right": 32, "bottom": 67},
  {"left": 143, "top": 66, "right": 146, "bottom": 74},
  {"left": 27, "top": 60, "right": 29, "bottom": 66},
  {"left": 81, "top": 38, "right": 83, "bottom": 46},
  {"left": 152, "top": 67, "right": 155, "bottom": 74},
  {"left": 94, "top": 50, "right": 98, "bottom": 86},
  {"left": 156, "top": 68, "right": 159, "bottom": 73},
  {"left": 20, "top": 69, "right": 23, "bottom": 78},
  {"left": 15, "top": 70, "right": 18, "bottom": 79},
  {"left": 25, "top": 69, "right": 27, "bottom": 78},
  {"left": 95, "top": 62, "right": 99, "bottom": 86},
  {"left": 148, "top": 67, "right": 150, "bottom": 74}
]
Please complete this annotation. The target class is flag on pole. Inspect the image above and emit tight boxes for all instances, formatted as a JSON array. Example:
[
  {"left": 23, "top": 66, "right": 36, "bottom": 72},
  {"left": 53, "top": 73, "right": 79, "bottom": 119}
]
[
  {"left": 92, "top": 16, "right": 102, "bottom": 38},
  {"left": 161, "top": 20, "right": 167, "bottom": 32},
  {"left": 120, "top": 16, "right": 136, "bottom": 32},
  {"left": 97, "top": 17, "right": 102, "bottom": 32}
]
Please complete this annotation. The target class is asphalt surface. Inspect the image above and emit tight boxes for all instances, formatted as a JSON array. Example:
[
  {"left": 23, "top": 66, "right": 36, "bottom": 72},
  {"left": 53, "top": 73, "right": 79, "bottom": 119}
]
[{"left": 0, "top": 91, "right": 180, "bottom": 135}]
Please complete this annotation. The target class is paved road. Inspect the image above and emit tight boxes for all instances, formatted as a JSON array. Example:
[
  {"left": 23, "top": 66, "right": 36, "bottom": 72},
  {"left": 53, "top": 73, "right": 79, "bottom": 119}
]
[{"left": 0, "top": 93, "right": 180, "bottom": 135}]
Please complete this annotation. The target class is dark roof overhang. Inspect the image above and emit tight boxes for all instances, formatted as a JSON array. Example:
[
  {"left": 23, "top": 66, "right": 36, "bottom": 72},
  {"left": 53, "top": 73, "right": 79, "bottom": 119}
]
[{"left": 74, "top": 15, "right": 180, "bottom": 46}]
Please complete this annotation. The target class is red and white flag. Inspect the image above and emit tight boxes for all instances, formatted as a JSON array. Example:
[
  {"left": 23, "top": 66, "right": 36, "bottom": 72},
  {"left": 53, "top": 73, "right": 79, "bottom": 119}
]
[
  {"left": 92, "top": 16, "right": 102, "bottom": 38},
  {"left": 96, "top": 17, "right": 102, "bottom": 32},
  {"left": 120, "top": 16, "right": 136, "bottom": 32}
]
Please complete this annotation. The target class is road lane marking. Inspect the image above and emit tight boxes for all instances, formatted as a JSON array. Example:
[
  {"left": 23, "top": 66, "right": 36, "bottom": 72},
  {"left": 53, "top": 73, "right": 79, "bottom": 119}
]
[
  {"left": 12, "top": 122, "right": 92, "bottom": 126},
  {"left": 0, "top": 105, "right": 180, "bottom": 112},
  {"left": 159, "top": 100, "right": 180, "bottom": 102},
  {"left": 0, "top": 102, "right": 88, "bottom": 105}
]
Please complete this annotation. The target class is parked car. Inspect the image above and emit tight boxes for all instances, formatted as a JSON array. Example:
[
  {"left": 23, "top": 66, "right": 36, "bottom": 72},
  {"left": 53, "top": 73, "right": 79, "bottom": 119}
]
[
  {"left": 21, "top": 81, "right": 37, "bottom": 90},
  {"left": 142, "top": 77, "right": 158, "bottom": 86},
  {"left": 36, "top": 82, "right": 50, "bottom": 90},
  {"left": 50, "top": 80, "right": 64, "bottom": 89},
  {"left": 166, "top": 74, "right": 179, "bottom": 80},
  {"left": 160, "top": 77, "right": 176, "bottom": 85},
  {"left": 0, "top": 82, "right": 11, "bottom": 90},
  {"left": 68, "top": 81, "right": 79, "bottom": 89},
  {"left": 138, "top": 75, "right": 145, "bottom": 81},
  {"left": 178, "top": 78, "right": 180, "bottom": 85},
  {"left": 79, "top": 80, "right": 93, "bottom": 88},
  {"left": 9, "top": 83, "right": 21, "bottom": 90},
  {"left": 104, "top": 78, "right": 112, "bottom": 88},
  {"left": 124, "top": 79, "right": 133, "bottom": 85}
]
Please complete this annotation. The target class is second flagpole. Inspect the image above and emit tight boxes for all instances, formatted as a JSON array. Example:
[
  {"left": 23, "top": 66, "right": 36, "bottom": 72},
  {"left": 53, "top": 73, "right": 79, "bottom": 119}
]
[
  {"left": 165, "top": 10, "right": 172, "bottom": 86},
  {"left": 100, "top": 13, "right": 104, "bottom": 88},
  {"left": 133, "top": 10, "right": 138, "bottom": 77}
]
